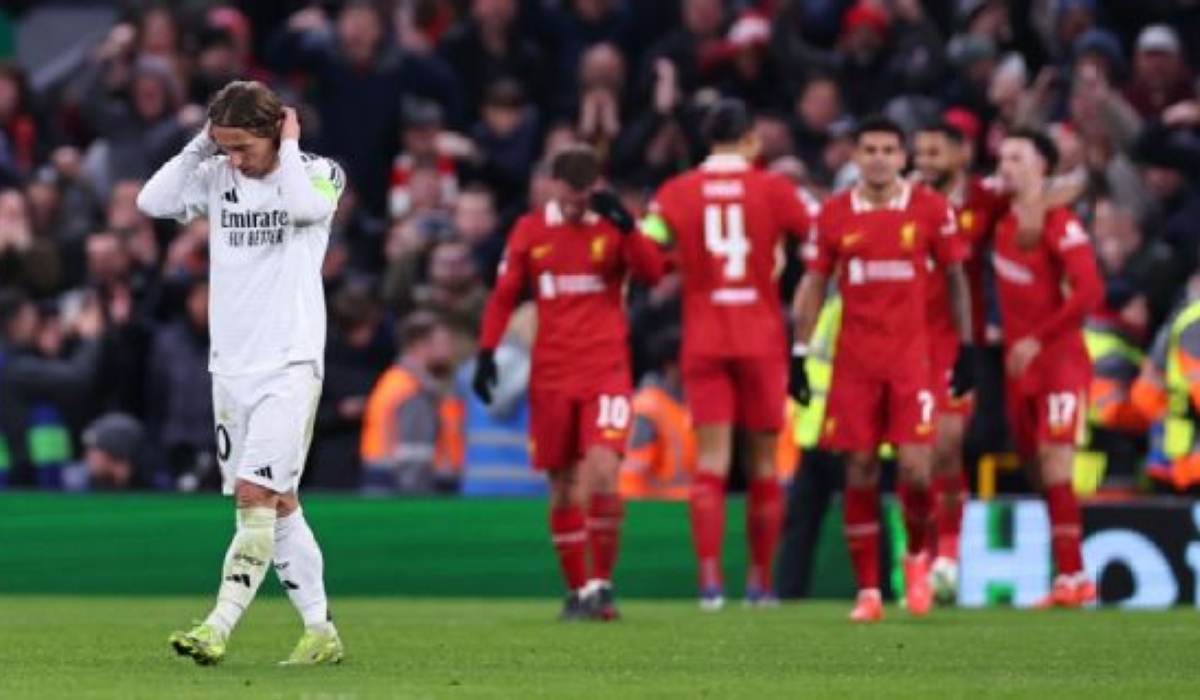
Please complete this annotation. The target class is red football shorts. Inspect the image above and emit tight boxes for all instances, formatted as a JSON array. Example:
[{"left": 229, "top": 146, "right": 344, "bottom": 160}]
[
  {"left": 682, "top": 353, "right": 786, "bottom": 432},
  {"left": 822, "top": 369, "right": 935, "bottom": 452},
  {"left": 929, "top": 332, "right": 973, "bottom": 417},
  {"left": 528, "top": 374, "right": 631, "bottom": 470},
  {"left": 1005, "top": 370, "right": 1088, "bottom": 458}
]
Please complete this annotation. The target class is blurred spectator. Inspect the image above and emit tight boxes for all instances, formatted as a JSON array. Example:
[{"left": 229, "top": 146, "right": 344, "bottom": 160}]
[
  {"left": 452, "top": 184, "right": 503, "bottom": 282},
  {"left": 389, "top": 97, "right": 462, "bottom": 220},
  {"left": 457, "top": 302, "right": 542, "bottom": 497},
  {"left": 438, "top": 0, "right": 546, "bottom": 122},
  {"left": 609, "top": 58, "right": 699, "bottom": 185},
  {"left": 308, "top": 281, "right": 394, "bottom": 491},
  {"left": 190, "top": 5, "right": 268, "bottom": 103},
  {"left": 640, "top": 0, "right": 727, "bottom": 96},
  {"left": 572, "top": 42, "right": 627, "bottom": 148},
  {"left": 619, "top": 327, "right": 693, "bottom": 501},
  {"left": 146, "top": 276, "right": 213, "bottom": 492},
  {"left": 835, "top": 1, "right": 896, "bottom": 115},
  {"left": 403, "top": 239, "right": 488, "bottom": 360},
  {"left": 79, "top": 412, "right": 148, "bottom": 491},
  {"left": 269, "top": 1, "right": 459, "bottom": 215},
  {"left": 0, "top": 187, "right": 64, "bottom": 298},
  {"left": 0, "top": 288, "right": 104, "bottom": 488},
  {"left": 715, "top": 12, "right": 785, "bottom": 113},
  {"left": 1134, "top": 126, "right": 1200, "bottom": 272},
  {"left": 361, "top": 311, "right": 463, "bottom": 494},
  {"left": 0, "top": 62, "right": 37, "bottom": 179},
  {"left": 467, "top": 79, "right": 541, "bottom": 207},
  {"left": 789, "top": 74, "right": 847, "bottom": 186},
  {"left": 75, "top": 54, "right": 196, "bottom": 201},
  {"left": 84, "top": 229, "right": 153, "bottom": 418},
  {"left": 1124, "top": 24, "right": 1194, "bottom": 120}
]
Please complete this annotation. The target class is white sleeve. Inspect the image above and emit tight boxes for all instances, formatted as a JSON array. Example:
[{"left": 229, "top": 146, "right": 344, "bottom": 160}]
[
  {"left": 136, "top": 131, "right": 218, "bottom": 223},
  {"left": 278, "top": 140, "right": 342, "bottom": 227}
]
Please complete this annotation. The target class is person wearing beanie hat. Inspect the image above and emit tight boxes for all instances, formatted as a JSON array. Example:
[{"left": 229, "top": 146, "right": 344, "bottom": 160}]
[
  {"left": 82, "top": 413, "right": 147, "bottom": 490},
  {"left": 1126, "top": 24, "right": 1194, "bottom": 119}
]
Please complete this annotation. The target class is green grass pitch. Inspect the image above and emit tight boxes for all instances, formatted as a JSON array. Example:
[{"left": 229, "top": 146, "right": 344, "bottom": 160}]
[{"left": 3, "top": 598, "right": 1198, "bottom": 700}]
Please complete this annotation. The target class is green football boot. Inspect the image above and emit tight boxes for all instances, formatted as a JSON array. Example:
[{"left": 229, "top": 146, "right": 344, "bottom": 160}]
[
  {"left": 280, "top": 626, "right": 344, "bottom": 666},
  {"left": 169, "top": 623, "right": 227, "bottom": 666}
]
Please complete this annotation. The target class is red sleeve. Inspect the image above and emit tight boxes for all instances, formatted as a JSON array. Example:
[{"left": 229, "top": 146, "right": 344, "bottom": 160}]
[
  {"left": 804, "top": 203, "right": 837, "bottom": 275},
  {"left": 1030, "top": 212, "right": 1103, "bottom": 343},
  {"left": 979, "top": 176, "right": 1011, "bottom": 220},
  {"left": 622, "top": 229, "right": 667, "bottom": 285},
  {"left": 930, "top": 198, "right": 967, "bottom": 267},
  {"left": 648, "top": 180, "right": 682, "bottom": 240},
  {"left": 772, "top": 175, "right": 812, "bottom": 240},
  {"left": 479, "top": 218, "right": 530, "bottom": 350}
]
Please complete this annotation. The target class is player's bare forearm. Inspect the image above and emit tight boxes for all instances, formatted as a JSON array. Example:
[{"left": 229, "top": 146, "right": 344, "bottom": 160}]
[
  {"left": 792, "top": 272, "right": 827, "bottom": 346},
  {"left": 946, "top": 263, "right": 973, "bottom": 344}
]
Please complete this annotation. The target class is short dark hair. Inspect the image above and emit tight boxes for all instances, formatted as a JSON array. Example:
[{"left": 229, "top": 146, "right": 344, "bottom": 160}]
[
  {"left": 397, "top": 310, "right": 446, "bottom": 350},
  {"left": 1005, "top": 127, "right": 1060, "bottom": 175},
  {"left": 917, "top": 121, "right": 967, "bottom": 144},
  {"left": 550, "top": 145, "right": 602, "bottom": 190},
  {"left": 853, "top": 115, "right": 906, "bottom": 145},
  {"left": 702, "top": 98, "right": 753, "bottom": 146}
]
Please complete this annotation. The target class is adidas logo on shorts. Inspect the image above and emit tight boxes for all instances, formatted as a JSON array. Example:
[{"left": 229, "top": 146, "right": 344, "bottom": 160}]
[{"left": 253, "top": 465, "right": 273, "bottom": 480}]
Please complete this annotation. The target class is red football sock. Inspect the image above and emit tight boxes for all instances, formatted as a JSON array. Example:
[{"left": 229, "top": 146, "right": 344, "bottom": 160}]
[
  {"left": 689, "top": 471, "right": 726, "bottom": 591},
  {"left": 550, "top": 506, "right": 589, "bottom": 591},
  {"left": 933, "top": 471, "right": 967, "bottom": 561},
  {"left": 900, "top": 481, "right": 933, "bottom": 556},
  {"left": 746, "top": 477, "right": 784, "bottom": 593},
  {"left": 587, "top": 493, "right": 624, "bottom": 582},
  {"left": 1044, "top": 482, "right": 1084, "bottom": 576},
  {"left": 843, "top": 485, "right": 881, "bottom": 591}
]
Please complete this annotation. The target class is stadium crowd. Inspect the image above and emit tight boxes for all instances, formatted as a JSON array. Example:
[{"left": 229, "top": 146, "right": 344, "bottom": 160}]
[{"left": 1, "top": 0, "right": 1199, "bottom": 499}]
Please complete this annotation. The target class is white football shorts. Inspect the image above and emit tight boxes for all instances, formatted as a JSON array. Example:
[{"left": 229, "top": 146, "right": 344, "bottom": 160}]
[{"left": 212, "top": 362, "right": 322, "bottom": 495}]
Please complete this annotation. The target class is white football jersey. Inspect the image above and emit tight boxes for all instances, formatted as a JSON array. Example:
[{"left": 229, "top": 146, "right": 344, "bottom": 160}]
[{"left": 138, "top": 136, "right": 344, "bottom": 376}]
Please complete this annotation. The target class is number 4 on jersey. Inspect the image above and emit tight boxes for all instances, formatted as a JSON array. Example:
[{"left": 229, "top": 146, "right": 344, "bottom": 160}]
[{"left": 705, "top": 204, "right": 750, "bottom": 280}]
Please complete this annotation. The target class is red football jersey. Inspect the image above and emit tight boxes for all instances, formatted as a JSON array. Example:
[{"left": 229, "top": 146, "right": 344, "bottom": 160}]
[
  {"left": 992, "top": 206, "right": 1102, "bottom": 367},
  {"left": 808, "top": 182, "right": 966, "bottom": 380},
  {"left": 649, "top": 154, "right": 812, "bottom": 359},
  {"left": 479, "top": 202, "right": 666, "bottom": 392},
  {"left": 925, "top": 175, "right": 1010, "bottom": 347}
]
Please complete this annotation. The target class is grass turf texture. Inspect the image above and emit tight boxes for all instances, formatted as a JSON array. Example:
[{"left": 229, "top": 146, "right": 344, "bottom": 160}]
[{"left": 2, "top": 597, "right": 1196, "bottom": 700}]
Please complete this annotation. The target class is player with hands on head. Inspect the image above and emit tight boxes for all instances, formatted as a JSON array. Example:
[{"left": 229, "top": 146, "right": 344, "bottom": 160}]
[
  {"left": 474, "top": 144, "right": 665, "bottom": 621},
  {"left": 138, "top": 81, "right": 346, "bottom": 666}
]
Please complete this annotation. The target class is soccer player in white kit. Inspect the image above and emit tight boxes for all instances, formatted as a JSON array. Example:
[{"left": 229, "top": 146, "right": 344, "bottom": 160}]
[{"left": 137, "top": 81, "right": 345, "bottom": 666}]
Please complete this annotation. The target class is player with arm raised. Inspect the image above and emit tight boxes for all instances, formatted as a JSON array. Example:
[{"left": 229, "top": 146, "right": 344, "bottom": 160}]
[
  {"left": 992, "top": 130, "right": 1103, "bottom": 608},
  {"left": 643, "top": 99, "right": 812, "bottom": 609},
  {"left": 137, "top": 81, "right": 345, "bottom": 665},
  {"left": 791, "top": 116, "right": 972, "bottom": 622},
  {"left": 472, "top": 145, "right": 665, "bottom": 620}
]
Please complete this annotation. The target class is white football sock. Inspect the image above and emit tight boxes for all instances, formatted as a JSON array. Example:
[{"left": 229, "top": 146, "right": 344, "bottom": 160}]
[
  {"left": 205, "top": 507, "right": 276, "bottom": 635},
  {"left": 273, "top": 507, "right": 332, "bottom": 631}
]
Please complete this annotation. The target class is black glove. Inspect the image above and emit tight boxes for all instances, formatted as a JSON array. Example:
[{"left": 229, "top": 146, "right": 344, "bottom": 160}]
[
  {"left": 589, "top": 189, "right": 635, "bottom": 234},
  {"left": 472, "top": 349, "right": 498, "bottom": 405},
  {"left": 789, "top": 347, "right": 812, "bottom": 406},
  {"left": 951, "top": 344, "right": 976, "bottom": 398}
]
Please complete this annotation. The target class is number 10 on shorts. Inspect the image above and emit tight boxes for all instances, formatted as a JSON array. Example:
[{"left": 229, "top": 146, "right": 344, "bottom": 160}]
[{"left": 597, "top": 395, "right": 630, "bottom": 430}]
